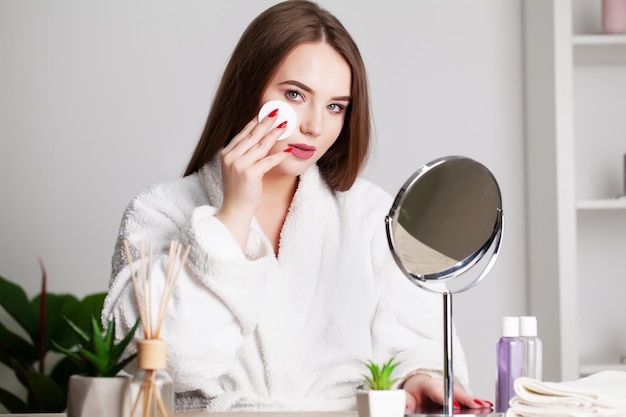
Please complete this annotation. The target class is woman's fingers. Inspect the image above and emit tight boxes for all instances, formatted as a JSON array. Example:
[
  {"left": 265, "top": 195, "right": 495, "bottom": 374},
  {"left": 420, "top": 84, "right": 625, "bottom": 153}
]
[
  {"left": 405, "top": 391, "right": 418, "bottom": 413},
  {"left": 220, "top": 124, "right": 286, "bottom": 177},
  {"left": 403, "top": 376, "right": 493, "bottom": 412},
  {"left": 218, "top": 111, "right": 290, "bottom": 219},
  {"left": 222, "top": 111, "right": 280, "bottom": 157},
  {"left": 452, "top": 385, "right": 492, "bottom": 409},
  {"left": 222, "top": 118, "right": 258, "bottom": 153}
]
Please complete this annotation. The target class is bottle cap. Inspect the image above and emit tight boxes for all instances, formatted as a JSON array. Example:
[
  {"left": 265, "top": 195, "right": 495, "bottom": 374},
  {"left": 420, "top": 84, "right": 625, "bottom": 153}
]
[
  {"left": 519, "top": 316, "right": 538, "bottom": 336},
  {"left": 257, "top": 100, "right": 297, "bottom": 141},
  {"left": 502, "top": 316, "right": 519, "bottom": 337},
  {"left": 137, "top": 339, "right": 167, "bottom": 370}
]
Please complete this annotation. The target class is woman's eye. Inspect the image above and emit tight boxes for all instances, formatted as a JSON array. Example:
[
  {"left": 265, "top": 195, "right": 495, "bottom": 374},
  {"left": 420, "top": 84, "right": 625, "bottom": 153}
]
[
  {"left": 285, "top": 90, "right": 303, "bottom": 102},
  {"left": 328, "top": 103, "right": 345, "bottom": 114}
]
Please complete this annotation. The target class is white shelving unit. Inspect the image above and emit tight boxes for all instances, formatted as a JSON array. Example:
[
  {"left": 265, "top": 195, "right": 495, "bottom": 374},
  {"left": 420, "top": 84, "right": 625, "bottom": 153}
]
[
  {"left": 573, "top": 34, "right": 626, "bottom": 44},
  {"left": 577, "top": 199, "right": 626, "bottom": 210},
  {"left": 524, "top": 0, "right": 626, "bottom": 382},
  {"left": 580, "top": 362, "right": 626, "bottom": 377}
]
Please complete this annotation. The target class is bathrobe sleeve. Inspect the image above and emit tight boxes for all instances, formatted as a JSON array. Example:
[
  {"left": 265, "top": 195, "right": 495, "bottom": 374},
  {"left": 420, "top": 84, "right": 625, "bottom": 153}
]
[
  {"left": 350, "top": 180, "right": 471, "bottom": 392},
  {"left": 101, "top": 175, "right": 276, "bottom": 393}
]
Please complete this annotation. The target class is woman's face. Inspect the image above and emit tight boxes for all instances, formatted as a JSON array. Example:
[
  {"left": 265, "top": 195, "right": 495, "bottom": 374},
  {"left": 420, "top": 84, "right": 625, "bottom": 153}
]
[{"left": 260, "top": 41, "right": 352, "bottom": 177}]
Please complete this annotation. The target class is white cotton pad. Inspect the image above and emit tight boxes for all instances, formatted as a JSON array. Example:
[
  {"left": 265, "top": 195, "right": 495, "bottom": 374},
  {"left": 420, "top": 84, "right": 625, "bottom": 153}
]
[{"left": 257, "top": 100, "right": 297, "bottom": 141}]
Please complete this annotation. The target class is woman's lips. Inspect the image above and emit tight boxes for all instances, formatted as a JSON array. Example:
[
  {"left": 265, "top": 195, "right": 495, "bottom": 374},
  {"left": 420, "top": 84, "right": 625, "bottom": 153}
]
[{"left": 288, "top": 143, "right": 316, "bottom": 160}]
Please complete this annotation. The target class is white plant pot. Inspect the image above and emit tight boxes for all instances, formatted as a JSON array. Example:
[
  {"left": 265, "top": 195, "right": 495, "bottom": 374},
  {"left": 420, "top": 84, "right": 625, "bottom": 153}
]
[
  {"left": 66, "top": 374, "right": 131, "bottom": 417},
  {"left": 356, "top": 389, "right": 406, "bottom": 417}
]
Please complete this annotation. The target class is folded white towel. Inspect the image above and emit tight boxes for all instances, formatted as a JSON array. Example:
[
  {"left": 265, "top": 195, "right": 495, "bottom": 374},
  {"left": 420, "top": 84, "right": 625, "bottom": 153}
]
[{"left": 505, "top": 371, "right": 626, "bottom": 417}]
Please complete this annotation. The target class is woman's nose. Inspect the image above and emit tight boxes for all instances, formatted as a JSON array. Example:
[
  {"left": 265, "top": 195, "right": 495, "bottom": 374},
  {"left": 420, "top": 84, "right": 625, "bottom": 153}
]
[{"left": 300, "top": 108, "right": 323, "bottom": 137}]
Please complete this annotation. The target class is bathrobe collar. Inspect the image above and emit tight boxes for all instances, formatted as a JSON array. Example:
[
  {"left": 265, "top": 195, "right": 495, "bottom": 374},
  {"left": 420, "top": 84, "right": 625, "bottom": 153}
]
[
  {"left": 197, "top": 155, "right": 335, "bottom": 258},
  {"left": 197, "top": 155, "right": 333, "bottom": 215}
]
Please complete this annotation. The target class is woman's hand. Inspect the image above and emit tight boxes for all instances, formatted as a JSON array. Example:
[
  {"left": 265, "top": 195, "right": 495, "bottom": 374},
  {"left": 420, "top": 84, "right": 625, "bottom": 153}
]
[
  {"left": 216, "top": 112, "right": 289, "bottom": 249},
  {"left": 403, "top": 374, "right": 493, "bottom": 413}
]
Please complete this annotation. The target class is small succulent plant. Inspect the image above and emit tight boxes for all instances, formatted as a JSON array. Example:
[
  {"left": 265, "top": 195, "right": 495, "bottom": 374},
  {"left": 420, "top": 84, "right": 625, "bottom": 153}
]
[
  {"left": 54, "top": 316, "right": 139, "bottom": 377},
  {"left": 363, "top": 358, "right": 401, "bottom": 390}
]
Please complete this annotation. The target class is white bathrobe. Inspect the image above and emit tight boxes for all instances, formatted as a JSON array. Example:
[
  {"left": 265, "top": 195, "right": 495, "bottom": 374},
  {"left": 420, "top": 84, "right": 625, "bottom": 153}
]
[{"left": 102, "top": 157, "right": 469, "bottom": 412}]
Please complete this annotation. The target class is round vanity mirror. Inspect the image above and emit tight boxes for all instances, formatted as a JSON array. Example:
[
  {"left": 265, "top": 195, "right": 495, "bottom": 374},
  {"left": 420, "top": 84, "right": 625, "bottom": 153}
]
[
  {"left": 386, "top": 155, "right": 503, "bottom": 294},
  {"left": 385, "top": 155, "right": 503, "bottom": 416}
]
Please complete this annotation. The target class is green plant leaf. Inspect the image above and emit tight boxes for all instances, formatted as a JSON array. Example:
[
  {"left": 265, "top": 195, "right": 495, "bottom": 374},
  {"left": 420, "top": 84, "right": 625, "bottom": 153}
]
[
  {"left": 36, "top": 258, "right": 47, "bottom": 373},
  {"left": 0, "top": 386, "right": 30, "bottom": 413},
  {"left": 33, "top": 293, "right": 80, "bottom": 352},
  {"left": 76, "top": 348, "right": 106, "bottom": 375},
  {"left": 110, "top": 318, "right": 140, "bottom": 361},
  {"left": 0, "top": 269, "right": 111, "bottom": 411},
  {"left": 0, "top": 321, "right": 38, "bottom": 369},
  {"left": 90, "top": 317, "right": 108, "bottom": 365},
  {"left": 47, "top": 292, "right": 106, "bottom": 354},
  {"left": 51, "top": 316, "right": 95, "bottom": 375},
  {"left": 72, "top": 293, "right": 106, "bottom": 330},
  {"left": 22, "top": 372, "right": 66, "bottom": 412},
  {"left": 363, "top": 358, "right": 401, "bottom": 390},
  {"left": 49, "top": 355, "right": 82, "bottom": 395},
  {"left": 103, "top": 318, "right": 115, "bottom": 352},
  {"left": 53, "top": 316, "right": 140, "bottom": 377},
  {"left": 51, "top": 340, "right": 87, "bottom": 374},
  {"left": 61, "top": 315, "right": 91, "bottom": 345},
  {"left": 379, "top": 358, "right": 399, "bottom": 389},
  {"left": 108, "top": 352, "right": 137, "bottom": 377},
  {"left": 0, "top": 275, "right": 38, "bottom": 342},
  {"left": 10, "top": 358, "right": 65, "bottom": 412}
]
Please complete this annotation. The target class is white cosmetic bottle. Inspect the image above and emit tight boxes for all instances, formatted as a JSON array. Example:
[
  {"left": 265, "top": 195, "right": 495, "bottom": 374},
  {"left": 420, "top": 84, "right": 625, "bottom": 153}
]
[{"left": 519, "top": 316, "right": 542, "bottom": 380}]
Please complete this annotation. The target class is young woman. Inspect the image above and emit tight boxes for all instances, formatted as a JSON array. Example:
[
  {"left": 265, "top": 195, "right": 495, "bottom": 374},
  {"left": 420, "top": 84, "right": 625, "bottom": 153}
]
[{"left": 102, "top": 0, "right": 492, "bottom": 412}]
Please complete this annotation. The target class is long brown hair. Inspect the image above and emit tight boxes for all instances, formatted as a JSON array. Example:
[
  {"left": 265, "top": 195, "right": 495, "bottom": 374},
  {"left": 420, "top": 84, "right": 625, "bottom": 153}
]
[{"left": 184, "top": 0, "right": 370, "bottom": 191}]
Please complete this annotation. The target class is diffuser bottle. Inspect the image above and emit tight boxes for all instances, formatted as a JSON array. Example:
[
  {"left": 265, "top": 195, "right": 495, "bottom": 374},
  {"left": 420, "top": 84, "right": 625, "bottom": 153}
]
[
  {"left": 495, "top": 316, "right": 525, "bottom": 413},
  {"left": 519, "top": 316, "right": 542, "bottom": 380},
  {"left": 130, "top": 339, "right": 174, "bottom": 417}
]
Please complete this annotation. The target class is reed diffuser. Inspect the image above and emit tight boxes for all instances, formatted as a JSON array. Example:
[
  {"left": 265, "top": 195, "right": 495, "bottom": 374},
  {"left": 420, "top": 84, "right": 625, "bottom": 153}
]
[{"left": 122, "top": 239, "right": 190, "bottom": 417}]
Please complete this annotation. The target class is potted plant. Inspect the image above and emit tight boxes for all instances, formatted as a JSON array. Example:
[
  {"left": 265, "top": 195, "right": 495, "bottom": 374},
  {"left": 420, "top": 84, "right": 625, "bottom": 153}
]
[
  {"left": 55, "top": 316, "right": 139, "bottom": 417},
  {"left": 0, "top": 261, "right": 107, "bottom": 413},
  {"left": 356, "top": 358, "right": 406, "bottom": 417}
]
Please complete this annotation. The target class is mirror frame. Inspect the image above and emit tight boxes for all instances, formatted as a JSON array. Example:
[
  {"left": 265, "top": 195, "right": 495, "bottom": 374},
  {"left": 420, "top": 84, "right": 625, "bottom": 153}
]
[{"left": 385, "top": 155, "right": 503, "bottom": 291}]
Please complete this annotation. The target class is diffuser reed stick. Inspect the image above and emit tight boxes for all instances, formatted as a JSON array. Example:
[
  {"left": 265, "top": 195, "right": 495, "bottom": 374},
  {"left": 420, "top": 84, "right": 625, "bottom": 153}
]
[{"left": 123, "top": 239, "right": 190, "bottom": 417}]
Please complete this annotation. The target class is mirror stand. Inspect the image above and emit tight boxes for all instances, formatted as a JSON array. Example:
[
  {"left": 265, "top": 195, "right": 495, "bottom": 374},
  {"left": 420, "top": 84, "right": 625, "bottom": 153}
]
[
  {"left": 443, "top": 290, "right": 453, "bottom": 414},
  {"left": 409, "top": 224, "right": 503, "bottom": 417},
  {"left": 385, "top": 156, "right": 505, "bottom": 417}
]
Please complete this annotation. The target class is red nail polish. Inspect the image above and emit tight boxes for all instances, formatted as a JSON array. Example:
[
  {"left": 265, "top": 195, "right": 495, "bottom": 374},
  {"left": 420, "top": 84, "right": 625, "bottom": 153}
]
[
  {"left": 277, "top": 121, "right": 287, "bottom": 129},
  {"left": 283, "top": 147, "right": 293, "bottom": 153},
  {"left": 268, "top": 108, "right": 279, "bottom": 118},
  {"left": 473, "top": 399, "right": 483, "bottom": 406},
  {"left": 454, "top": 401, "right": 460, "bottom": 408}
]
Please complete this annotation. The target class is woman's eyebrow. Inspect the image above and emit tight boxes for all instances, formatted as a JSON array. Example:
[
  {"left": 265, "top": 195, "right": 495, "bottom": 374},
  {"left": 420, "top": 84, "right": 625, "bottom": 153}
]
[{"left": 279, "top": 79, "right": 352, "bottom": 102}]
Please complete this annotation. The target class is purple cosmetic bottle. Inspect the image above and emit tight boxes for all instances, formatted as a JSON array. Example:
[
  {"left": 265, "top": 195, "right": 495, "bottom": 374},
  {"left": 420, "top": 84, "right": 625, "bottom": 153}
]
[{"left": 495, "top": 316, "right": 525, "bottom": 413}]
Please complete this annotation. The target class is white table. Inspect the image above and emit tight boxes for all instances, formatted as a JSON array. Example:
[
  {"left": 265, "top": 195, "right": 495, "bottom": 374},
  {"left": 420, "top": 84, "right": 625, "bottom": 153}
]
[{"left": 1, "top": 413, "right": 356, "bottom": 417}]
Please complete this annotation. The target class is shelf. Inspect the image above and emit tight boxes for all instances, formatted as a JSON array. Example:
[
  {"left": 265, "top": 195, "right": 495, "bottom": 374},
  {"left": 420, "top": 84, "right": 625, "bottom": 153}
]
[
  {"left": 573, "top": 34, "right": 626, "bottom": 45},
  {"left": 577, "top": 198, "right": 626, "bottom": 210},
  {"left": 526, "top": 0, "right": 626, "bottom": 383},
  {"left": 572, "top": 35, "right": 626, "bottom": 64},
  {"left": 579, "top": 363, "right": 626, "bottom": 376}
]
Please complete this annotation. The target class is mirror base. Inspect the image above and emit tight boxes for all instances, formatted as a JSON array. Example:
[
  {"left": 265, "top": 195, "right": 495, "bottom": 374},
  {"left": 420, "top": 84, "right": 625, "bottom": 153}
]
[
  {"left": 405, "top": 408, "right": 506, "bottom": 417},
  {"left": 407, "top": 412, "right": 503, "bottom": 417},
  {"left": 407, "top": 406, "right": 502, "bottom": 417}
]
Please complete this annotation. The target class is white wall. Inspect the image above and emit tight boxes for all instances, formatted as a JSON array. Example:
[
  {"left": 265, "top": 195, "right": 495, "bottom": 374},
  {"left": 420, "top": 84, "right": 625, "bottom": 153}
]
[{"left": 0, "top": 0, "right": 526, "bottom": 406}]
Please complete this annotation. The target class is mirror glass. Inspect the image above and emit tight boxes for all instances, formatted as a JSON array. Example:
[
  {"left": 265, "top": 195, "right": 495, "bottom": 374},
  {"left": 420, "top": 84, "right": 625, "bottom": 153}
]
[{"left": 385, "top": 155, "right": 503, "bottom": 294}]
